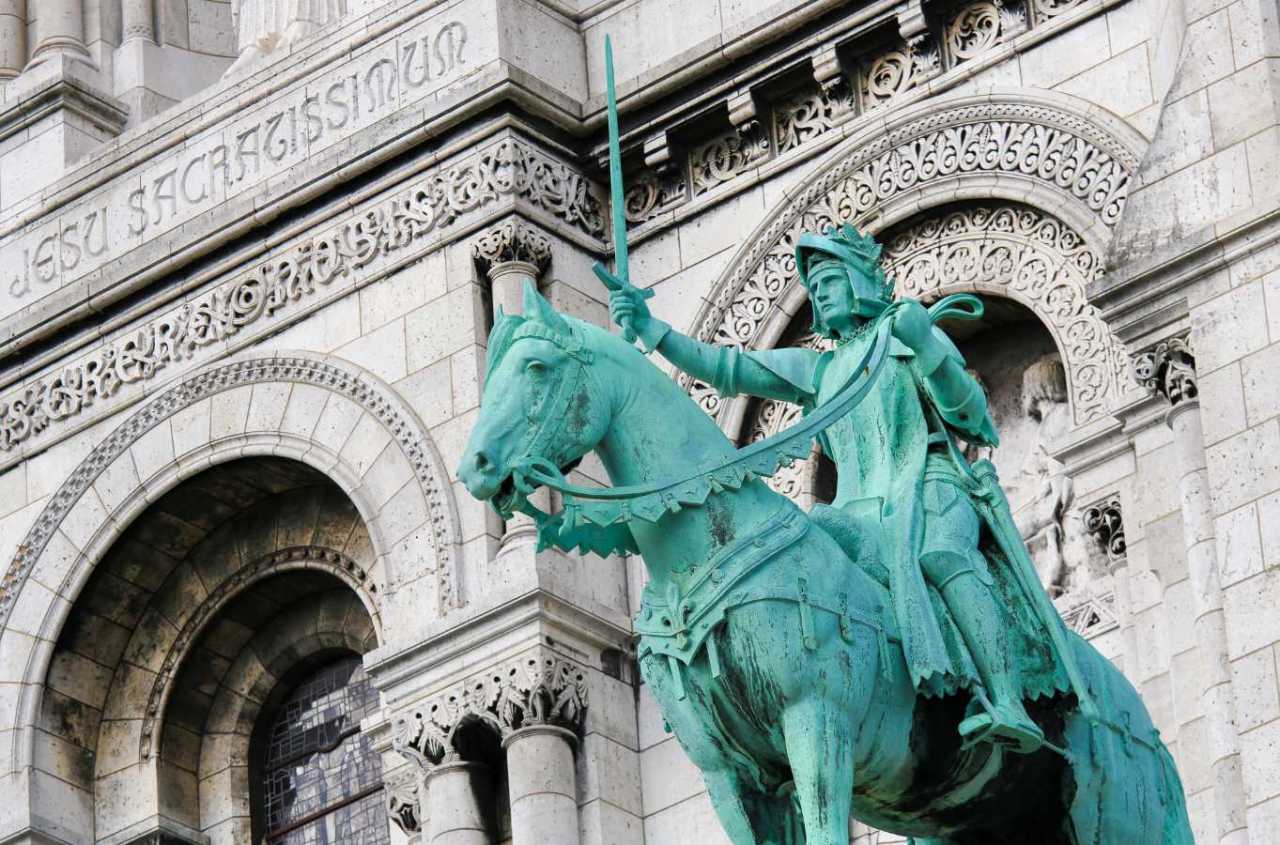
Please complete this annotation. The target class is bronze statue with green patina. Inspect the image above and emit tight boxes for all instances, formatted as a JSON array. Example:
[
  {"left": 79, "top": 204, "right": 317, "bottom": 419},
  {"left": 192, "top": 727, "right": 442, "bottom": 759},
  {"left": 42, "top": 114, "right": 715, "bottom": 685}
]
[
  {"left": 456, "top": 39, "right": 1192, "bottom": 845},
  {"left": 607, "top": 224, "right": 1054, "bottom": 755}
]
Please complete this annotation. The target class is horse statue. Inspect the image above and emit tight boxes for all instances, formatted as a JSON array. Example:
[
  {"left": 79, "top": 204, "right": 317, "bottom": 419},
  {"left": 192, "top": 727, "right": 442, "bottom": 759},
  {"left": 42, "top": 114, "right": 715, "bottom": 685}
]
[{"left": 457, "top": 280, "right": 1193, "bottom": 845}]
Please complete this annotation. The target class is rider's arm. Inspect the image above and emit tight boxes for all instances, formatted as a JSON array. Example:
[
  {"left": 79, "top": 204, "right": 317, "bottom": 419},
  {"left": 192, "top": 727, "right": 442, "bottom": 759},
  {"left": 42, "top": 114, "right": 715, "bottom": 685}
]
[
  {"left": 607, "top": 275, "right": 813, "bottom": 404},
  {"left": 651, "top": 330, "right": 811, "bottom": 403},
  {"left": 916, "top": 332, "right": 999, "bottom": 447}
]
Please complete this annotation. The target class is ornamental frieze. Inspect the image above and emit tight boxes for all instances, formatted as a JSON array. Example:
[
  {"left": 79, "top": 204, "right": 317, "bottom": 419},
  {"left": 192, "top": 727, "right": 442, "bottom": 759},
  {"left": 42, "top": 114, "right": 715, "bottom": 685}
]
[
  {"left": 682, "top": 95, "right": 1142, "bottom": 424},
  {"left": 392, "top": 651, "right": 588, "bottom": 770},
  {"left": 0, "top": 136, "right": 602, "bottom": 456}
]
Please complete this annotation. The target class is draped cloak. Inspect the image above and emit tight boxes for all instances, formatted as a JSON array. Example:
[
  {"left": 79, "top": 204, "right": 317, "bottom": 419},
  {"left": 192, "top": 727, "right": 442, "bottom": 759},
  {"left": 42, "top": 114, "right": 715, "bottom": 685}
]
[{"left": 733, "top": 318, "right": 1069, "bottom": 699}]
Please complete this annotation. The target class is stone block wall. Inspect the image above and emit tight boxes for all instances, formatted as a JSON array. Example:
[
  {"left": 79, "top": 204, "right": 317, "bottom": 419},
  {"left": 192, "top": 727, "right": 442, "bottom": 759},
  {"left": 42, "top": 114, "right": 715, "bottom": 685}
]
[{"left": 0, "top": 0, "right": 1276, "bottom": 842}]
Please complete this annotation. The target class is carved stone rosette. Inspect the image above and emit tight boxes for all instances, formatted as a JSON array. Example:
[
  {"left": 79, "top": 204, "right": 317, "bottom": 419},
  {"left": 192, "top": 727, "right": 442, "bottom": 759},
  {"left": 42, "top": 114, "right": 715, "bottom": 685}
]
[
  {"left": 1132, "top": 334, "right": 1197, "bottom": 406},
  {"left": 471, "top": 219, "right": 554, "bottom": 281},
  {"left": 391, "top": 651, "right": 589, "bottom": 772},
  {"left": 1081, "top": 496, "right": 1125, "bottom": 567}
]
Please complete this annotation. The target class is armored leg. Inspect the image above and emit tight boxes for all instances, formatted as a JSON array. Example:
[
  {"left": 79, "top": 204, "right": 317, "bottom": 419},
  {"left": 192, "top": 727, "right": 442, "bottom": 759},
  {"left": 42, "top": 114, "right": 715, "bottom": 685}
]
[{"left": 920, "top": 480, "right": 1043, "bottom": 753}]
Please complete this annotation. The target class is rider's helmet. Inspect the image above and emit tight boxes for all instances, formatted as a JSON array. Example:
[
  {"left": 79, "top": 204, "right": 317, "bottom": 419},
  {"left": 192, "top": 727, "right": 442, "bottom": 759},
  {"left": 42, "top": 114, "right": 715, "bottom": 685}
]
[{"left": 795, "top": 224, "right": 895, "bottom": 337}]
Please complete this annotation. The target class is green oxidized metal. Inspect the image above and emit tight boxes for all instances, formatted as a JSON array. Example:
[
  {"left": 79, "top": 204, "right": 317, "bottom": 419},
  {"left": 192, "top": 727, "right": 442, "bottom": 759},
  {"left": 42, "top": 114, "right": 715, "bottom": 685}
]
[{"left": 454, "top": 39, "right": 1194, "bottom": 845}]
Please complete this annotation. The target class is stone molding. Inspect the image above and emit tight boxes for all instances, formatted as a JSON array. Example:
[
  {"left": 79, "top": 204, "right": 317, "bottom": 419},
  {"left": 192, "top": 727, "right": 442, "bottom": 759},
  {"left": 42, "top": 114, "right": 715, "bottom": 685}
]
[
  {"left": 683, "top": 91, "right": 1143, "bottom": 426},
  {"left": 0, "top": 352, "right": 461, "bottom": 634},
  {"left": 391, "top": 650, "right": 588, "bottom": 771},
  {"left": 617, "top": 0, "right": 1107, "bottom": 232},
  {"left": 140, "top": 545, "right": 376, "bottom": 760},
  {"left": 1081, "top": 495, "right": 1125, "bottom": 568},
  {"left": 1131, "top": 333, "right": 1197, "bottom": 406},
  {"left": 0, "top": 136, "right": 601, "bottom": 460},
  {"left": 471, "top": 219, "right": 554, "bottom": 280}
]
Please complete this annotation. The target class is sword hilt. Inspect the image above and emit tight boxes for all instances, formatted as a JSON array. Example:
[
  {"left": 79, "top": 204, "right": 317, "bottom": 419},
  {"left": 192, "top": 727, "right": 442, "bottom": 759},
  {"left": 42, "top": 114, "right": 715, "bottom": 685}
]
[{"left": 593, "top": 261, "right": 654, "bottom": 344}]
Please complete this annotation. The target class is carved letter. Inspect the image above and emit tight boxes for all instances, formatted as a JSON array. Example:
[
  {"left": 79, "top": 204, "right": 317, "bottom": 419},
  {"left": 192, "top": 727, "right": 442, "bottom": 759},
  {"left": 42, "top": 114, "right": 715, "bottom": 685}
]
[
  {"left": 326, "top": 80, "right": 350, "bottom": 129},
  {"left": 34, "top": 235, "right": 58, "bottom": 284},
  {"left": 83, "top": 208, "right": 108, "bottom": 258},
  {"left": 60, "top": 223, "right": 81, "bottom": 271},
  {"left": 365, "top": 58, "right": 398, "bottom": 112},
  {"left": 208, "top": 144, "right": 231, "bottom": 194},
  {"left": 152, "top": 168, "right": 178, "bottom": 226},
  {"left": 402, "top": 39, "right": 430, "bottom": 88},
  {"left": 182, "top": 153, "right": 209, "bottom": 204},
  {"left": 235, "top": 125, "right": 261, "bottom": 182},
  {"left": 128, "top": 188, "right": 148, "bottom": 236},
  {"left": 434, "top": 22, "right": 467, "bottom": 76},
  {"left": 303, "top": 95, "right": 324, "bottom": 143}
]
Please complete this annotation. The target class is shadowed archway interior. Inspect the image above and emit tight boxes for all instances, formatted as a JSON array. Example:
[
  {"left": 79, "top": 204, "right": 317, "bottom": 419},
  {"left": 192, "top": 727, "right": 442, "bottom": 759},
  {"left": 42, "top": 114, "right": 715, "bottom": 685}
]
[{"left": 37, "top": 456, "right": 384, "bottom": 844}]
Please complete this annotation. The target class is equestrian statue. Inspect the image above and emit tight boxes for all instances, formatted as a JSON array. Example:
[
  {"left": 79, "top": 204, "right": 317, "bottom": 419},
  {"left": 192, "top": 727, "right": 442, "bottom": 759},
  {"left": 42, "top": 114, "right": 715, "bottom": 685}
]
[{"left": 455, "top": 37, "right": 1193, "bottom": 845}]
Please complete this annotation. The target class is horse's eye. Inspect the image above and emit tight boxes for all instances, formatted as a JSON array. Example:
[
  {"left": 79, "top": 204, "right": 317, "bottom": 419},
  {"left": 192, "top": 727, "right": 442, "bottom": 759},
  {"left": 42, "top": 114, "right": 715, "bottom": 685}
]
[{"left": 525, "top": 360, "right": 546, "bottom": 375}]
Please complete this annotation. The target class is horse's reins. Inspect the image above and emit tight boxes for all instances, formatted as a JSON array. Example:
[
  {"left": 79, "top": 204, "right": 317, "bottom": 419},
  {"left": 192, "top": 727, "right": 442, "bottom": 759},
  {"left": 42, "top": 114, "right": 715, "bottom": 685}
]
[{"left": 502, "top": 293, "right": 985, "bottom": 530}]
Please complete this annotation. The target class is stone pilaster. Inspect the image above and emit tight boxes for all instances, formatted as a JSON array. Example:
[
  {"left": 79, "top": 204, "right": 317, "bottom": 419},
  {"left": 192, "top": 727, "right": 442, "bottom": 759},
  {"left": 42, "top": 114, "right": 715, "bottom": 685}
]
[{"left": 1132, "top": 334, "right": 1249, "bottom": 845}]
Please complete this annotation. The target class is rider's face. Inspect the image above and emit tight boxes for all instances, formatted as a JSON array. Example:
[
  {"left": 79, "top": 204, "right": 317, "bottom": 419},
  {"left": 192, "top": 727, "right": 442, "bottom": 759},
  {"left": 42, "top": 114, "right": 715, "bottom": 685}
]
[{"left": 807, "top": 260, "right": 861, "bottom": 336}]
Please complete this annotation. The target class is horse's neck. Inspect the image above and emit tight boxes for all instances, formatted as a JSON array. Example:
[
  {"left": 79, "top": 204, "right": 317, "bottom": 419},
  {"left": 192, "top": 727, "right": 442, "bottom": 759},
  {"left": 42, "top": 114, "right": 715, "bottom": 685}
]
[{"left": 593, "top": 351, "right": 783, "bottom": 581}]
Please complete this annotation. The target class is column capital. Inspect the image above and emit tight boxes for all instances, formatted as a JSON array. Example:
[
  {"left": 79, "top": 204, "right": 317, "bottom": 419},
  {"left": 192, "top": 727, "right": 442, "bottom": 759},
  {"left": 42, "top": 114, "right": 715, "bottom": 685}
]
[
  {"left": 391, "top": 649, "right": 589, "bottom": 772},
  {"left": 1132, "top": 333, "right": 1197, "bottom": 407},
  {"left": 471, "top": 218, "right": 553, "bottom": 281}
]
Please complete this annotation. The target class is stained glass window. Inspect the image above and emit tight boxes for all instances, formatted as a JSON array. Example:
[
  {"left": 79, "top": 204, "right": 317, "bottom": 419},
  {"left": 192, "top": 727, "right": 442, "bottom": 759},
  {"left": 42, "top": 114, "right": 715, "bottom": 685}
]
[{"left": 260, "top": 656, "right": 390, "bottom": 845}]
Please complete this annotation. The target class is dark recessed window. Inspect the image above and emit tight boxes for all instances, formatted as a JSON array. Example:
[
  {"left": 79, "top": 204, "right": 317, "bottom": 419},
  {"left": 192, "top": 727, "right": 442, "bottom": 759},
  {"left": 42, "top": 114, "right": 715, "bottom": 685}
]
[{"left": 259, "top": 656, "right": 389, "bottom": 845}]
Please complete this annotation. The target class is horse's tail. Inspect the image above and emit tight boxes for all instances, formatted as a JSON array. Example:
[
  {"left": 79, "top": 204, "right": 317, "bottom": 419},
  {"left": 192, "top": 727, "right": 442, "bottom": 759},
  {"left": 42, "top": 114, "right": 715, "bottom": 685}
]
[{"left": 1155, "top": 742, "right": 1195, "bottom": 845}]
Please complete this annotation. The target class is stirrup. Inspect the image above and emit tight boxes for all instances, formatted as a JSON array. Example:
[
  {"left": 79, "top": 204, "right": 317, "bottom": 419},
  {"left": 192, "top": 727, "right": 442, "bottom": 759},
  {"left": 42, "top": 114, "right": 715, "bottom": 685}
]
[{"left": 958, "top": 708, "right": 1045, "bottom": 755}]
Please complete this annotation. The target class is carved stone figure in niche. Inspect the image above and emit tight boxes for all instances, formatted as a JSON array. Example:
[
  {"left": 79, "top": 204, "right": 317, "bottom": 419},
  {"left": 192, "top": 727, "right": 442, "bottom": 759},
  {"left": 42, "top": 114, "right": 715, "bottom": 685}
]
[
  {"left": 228, "top": 0, "right": 350, "bottom": 76},
  {"left": 1010, "top": 355, "right": 1077, "bottom": 596}
]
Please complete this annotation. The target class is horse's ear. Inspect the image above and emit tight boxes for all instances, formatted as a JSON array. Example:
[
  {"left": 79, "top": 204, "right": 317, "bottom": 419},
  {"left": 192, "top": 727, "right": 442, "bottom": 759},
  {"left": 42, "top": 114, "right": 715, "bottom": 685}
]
[{"left": 522, "top": 278, "right": 569, "bottom": 333}]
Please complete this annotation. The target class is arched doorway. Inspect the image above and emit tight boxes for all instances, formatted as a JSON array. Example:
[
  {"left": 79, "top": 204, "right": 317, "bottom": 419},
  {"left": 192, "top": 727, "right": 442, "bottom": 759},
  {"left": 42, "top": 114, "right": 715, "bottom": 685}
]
[{"left": 37, "top": 457, "right": 389, "bottom": 844}]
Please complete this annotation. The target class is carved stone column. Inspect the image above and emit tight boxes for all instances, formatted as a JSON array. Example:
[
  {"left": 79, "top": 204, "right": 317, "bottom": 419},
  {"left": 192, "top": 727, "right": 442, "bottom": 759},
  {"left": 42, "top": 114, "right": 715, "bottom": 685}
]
[
  {"left": 1134, "top": 335, "right": 1248, "bottom": 845},
  {"left": 472, "top": 219, "right": 553, "bottom": 319},
  {"left": 425, "top": 761, "right": 494, "bottom": 844},
  {"left": 503, "top": 725, "right": 580, "bottom": 845},
  {"left": 0, "top": 1, "right": 25, "bottom": 80},
  {"left": 26, "top": 0, "right": 93, "bottom": 69},
  {"left": 122, "top": 0, "right": 155, "bottom": 44},
  {"left": 392, "top": 651, "right": 589, "bottom": 845},
  {"left": 473, "top": 220, "right": 555, "bottom": 553}
]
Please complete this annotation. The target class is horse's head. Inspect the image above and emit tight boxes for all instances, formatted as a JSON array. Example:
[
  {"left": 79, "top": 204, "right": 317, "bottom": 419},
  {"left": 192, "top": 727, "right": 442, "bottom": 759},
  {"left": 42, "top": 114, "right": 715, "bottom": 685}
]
[{"left": 457, "top": 280, "right": 613, "bottom": 514}]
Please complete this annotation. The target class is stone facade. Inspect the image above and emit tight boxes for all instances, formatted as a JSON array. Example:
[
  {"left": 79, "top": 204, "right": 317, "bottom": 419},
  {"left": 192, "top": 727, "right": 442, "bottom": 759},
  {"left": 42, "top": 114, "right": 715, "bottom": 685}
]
[{"left": 0, "top": 0, "right": 1275, "bottom": 843}]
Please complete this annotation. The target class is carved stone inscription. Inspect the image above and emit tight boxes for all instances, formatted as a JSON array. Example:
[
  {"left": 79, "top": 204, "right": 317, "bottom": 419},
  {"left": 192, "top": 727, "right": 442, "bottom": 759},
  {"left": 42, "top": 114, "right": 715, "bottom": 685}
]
[
  {"left": 0, "top": 138, "right": 602, "bottom": 454},
  {"left": 0, "top": 9, "right": 485, "bottom": 324}
]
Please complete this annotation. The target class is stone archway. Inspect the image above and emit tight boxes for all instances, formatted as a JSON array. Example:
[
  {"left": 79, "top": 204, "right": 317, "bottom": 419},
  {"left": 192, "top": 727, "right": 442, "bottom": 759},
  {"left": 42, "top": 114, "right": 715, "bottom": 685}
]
[
  {"left": 0, "top": 350, "right": 461, "bottom": 795},
  {"left": 685, "top": 88, "right": 1147, "bottom": 434}
]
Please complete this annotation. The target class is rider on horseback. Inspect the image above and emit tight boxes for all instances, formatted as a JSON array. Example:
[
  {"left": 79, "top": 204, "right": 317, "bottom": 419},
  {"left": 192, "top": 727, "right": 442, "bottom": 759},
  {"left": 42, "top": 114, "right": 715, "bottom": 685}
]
[{"left": 606, "top": 224, "right": 1047, "bottom": 754}]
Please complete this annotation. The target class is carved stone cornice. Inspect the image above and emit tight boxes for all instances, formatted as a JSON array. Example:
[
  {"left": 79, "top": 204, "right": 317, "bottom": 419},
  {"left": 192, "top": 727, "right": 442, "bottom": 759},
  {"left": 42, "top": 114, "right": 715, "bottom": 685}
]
[
  {"left": 392, "top": 651, "right": 588, "bottom": 771},
  {"left": 471, "top": 219, "right": 554, "bottom": 281},
  {"left": 1131, "top": 334, "right": 1197, "bottom": 406},
  {"left": 1082, "top": 496, "right": 1126, "bottom": 569}
]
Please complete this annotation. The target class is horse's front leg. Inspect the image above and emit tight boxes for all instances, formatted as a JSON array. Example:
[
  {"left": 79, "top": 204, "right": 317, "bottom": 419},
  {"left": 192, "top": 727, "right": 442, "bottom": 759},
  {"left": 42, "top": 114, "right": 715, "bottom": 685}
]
[
  {"left": 782, "top": 693, "right": 855, "bottom": 845},
  {"left": 702, "top": 769, "right": 802, "bottom": 845}
]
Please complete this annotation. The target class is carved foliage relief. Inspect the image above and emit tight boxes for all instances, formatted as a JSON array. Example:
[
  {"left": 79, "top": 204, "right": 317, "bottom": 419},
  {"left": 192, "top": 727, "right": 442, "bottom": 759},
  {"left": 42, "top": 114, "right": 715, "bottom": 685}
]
[
  {"left": 392, "top": 652, "right": 588, "bottom": 770},
  {"left": 685, "top": 101, "right": 1138, "bottom": 424},
  {"left": 884, "top": 205, "right": 1128, "bottom": 424}
]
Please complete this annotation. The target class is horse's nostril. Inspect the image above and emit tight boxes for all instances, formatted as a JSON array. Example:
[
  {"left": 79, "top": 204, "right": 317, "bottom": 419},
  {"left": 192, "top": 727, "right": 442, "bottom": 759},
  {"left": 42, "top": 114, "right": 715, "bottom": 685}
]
[{"left": 474, "top": 450, "right": 492, "bottom": 473}]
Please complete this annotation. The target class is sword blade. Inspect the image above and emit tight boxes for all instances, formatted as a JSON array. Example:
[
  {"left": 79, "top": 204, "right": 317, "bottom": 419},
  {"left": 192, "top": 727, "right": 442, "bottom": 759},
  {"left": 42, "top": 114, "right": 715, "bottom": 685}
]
[{"left": 605, "top": 35, "right": 628, "bottom": 286}]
